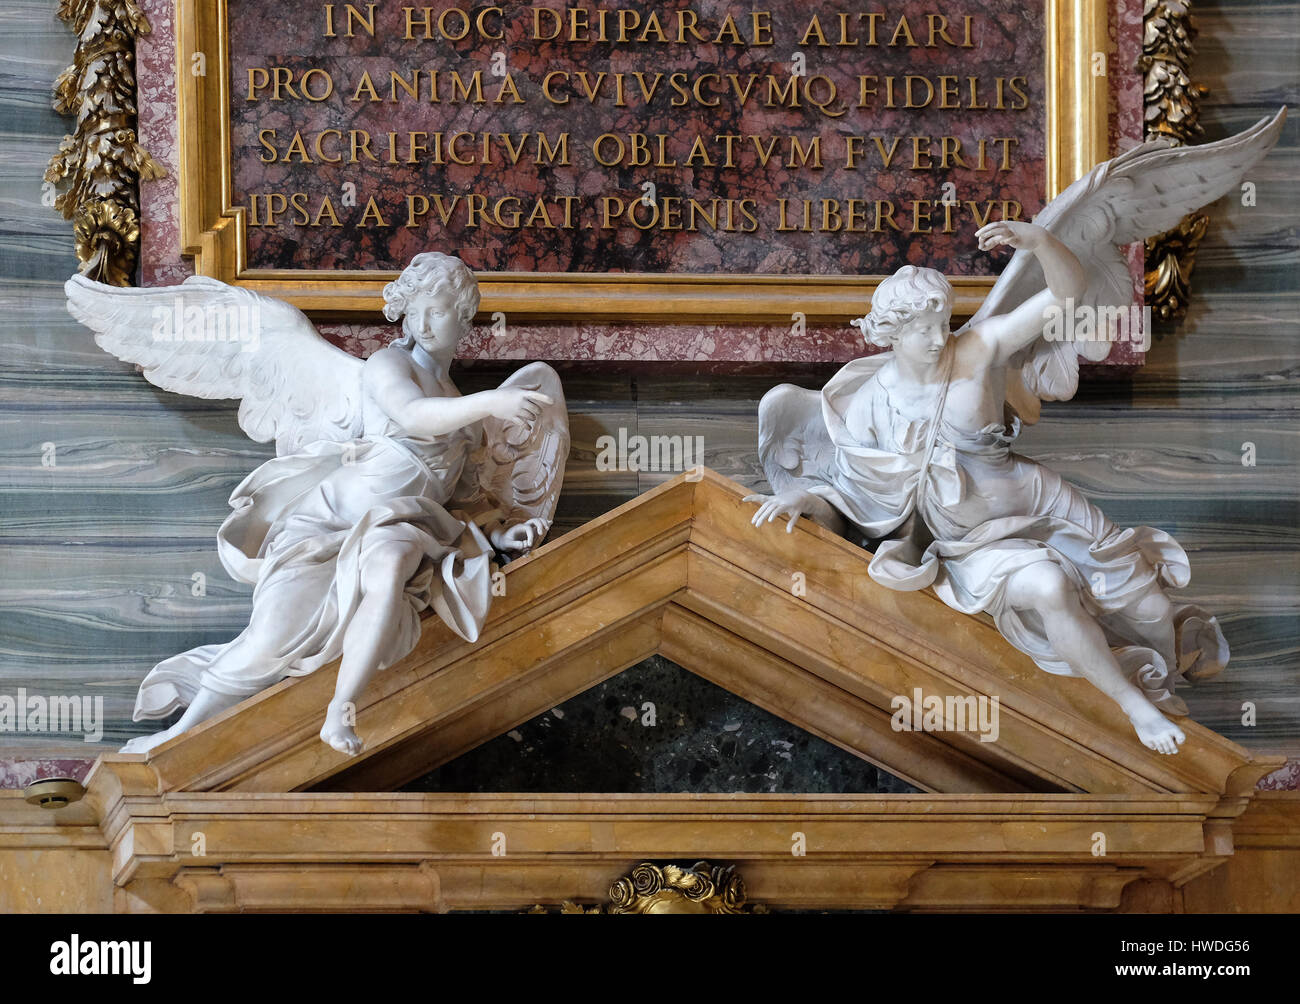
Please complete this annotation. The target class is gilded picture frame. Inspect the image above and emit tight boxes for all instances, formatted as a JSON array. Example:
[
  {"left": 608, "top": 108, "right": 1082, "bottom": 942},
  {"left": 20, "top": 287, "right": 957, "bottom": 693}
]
[{"left": 174, "top": 0, "right": 1110, "bottom": 323}]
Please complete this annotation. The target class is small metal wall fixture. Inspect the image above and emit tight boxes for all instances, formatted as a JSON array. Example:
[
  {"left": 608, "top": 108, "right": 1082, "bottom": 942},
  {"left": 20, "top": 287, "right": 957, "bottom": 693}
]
[{"left": 23, "top": 777, "right": 86, "bottom": 809}]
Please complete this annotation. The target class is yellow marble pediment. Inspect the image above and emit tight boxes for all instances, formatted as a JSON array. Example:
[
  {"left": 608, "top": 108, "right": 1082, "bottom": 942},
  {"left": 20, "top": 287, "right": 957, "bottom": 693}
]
[
  {"left": 7, "top": 471, "right": 1294, "bottom": 913},
  {"left": 111, "top": 469, "right": 1278, "bottom": 798}
]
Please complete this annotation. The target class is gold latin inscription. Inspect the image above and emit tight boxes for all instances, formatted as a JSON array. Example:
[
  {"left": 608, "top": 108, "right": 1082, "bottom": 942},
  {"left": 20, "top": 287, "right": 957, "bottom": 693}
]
[{"left": 235, "top": 6, "right": 1043, "bottom": 244}]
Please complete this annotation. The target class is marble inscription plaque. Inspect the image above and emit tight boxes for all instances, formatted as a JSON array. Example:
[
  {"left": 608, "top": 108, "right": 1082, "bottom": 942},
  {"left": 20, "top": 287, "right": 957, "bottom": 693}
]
[{"left": 228, "top": 1, "right": 1048, "bottom": 278}]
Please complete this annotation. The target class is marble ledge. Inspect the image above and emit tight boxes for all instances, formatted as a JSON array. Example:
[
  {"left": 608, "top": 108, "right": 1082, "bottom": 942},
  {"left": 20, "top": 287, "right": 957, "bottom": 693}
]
[{"left": 3, "top": 755, "right": 1297, "bottom": 791}]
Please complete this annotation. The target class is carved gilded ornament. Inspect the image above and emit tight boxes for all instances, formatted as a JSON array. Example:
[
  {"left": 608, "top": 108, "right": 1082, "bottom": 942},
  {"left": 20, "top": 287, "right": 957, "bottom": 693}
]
[
  {"left": 1142, "top": 0, "right": 1211, "bottom": 322},
  {"left": 530, "top": 861, "right": 768, "bottom": 914},
  {"left": 46, "top": 0, "right": 165, "bottom": 285}
]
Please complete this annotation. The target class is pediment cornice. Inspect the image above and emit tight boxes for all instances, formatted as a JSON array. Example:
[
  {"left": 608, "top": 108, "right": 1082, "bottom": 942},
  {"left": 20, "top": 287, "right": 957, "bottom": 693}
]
[{"left": 95, "top": 470, "right": 1275, "bottom": 799}]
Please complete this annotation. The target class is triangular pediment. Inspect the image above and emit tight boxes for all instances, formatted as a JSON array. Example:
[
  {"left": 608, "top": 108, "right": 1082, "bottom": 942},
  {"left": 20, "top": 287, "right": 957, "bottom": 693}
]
[
  {"left": 95, "top": 470, "right": 1280, "bottom": 799},
  {"left": 402, "top": 655, "right": 918, "bottom": 795}
]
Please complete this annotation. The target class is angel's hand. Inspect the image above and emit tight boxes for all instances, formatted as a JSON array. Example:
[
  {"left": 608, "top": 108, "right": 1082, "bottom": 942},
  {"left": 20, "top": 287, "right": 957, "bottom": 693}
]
[
  {"left": 487, "top": 384, "right": 553, "bottom": 426},
  {"left": 743, "top": 489, "right": 817, "bottom": 534},
  {"left": 490, "top": 517, "right": 547, "bottom": 553},
  {"left": 976, "top": 220, "right": 1045, "bottom": 253}
]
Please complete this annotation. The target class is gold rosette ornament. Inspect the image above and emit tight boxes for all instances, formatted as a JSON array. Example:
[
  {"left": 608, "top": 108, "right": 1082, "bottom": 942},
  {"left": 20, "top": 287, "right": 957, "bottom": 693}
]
[{"left": 607, "top": 861, "right": 763, "bottom": 914}]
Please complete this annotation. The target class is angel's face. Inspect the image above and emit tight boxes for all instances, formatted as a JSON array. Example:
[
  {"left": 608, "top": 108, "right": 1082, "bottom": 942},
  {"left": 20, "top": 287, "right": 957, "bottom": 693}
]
[
  {"left": 891, "top": 308, "right": 951, "bottom": 369},
  {"left": 403, "top": 287, "right": 463, "bottom": 354}
]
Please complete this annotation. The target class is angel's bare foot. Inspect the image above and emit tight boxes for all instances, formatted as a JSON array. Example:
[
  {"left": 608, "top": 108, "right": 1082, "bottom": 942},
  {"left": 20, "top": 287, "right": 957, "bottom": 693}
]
[
  {"left": 1129, "top": 704, "right": 1185, "bottom": 755},
  {"left": 320, "top": 700, "right": 363, "bottom": 756},
  {"left": 120, "top": 723, "right": 182, "bottom": 755}
]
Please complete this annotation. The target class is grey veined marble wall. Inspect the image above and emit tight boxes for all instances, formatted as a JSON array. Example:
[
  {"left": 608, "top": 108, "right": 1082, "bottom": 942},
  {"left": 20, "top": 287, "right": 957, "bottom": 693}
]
[{"left": 0, "top": 1, "right": 1297, "bottom": 791}]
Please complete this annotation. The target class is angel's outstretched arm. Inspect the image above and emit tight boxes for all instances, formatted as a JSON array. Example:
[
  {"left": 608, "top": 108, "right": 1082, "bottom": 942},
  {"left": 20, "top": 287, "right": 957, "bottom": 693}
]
[
  {"left": 969, "top": 222, "right": 1087, "bottom": 365},
  {"left": 364, "top": 347, "right": 550, "bottom": 436}
]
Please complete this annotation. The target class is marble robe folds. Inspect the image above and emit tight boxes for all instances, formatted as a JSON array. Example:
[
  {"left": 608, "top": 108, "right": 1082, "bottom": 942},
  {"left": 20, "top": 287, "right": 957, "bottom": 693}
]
[
  {"left": 804, "top": 358, "right": 1228, "bottom": 712},
  {"left": 131, "top": 429, "right": 493, "bottom": 721}
]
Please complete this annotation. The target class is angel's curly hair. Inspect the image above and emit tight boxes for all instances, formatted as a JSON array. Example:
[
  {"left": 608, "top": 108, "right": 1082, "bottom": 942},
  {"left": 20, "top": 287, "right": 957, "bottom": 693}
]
[
  {"left": 382, "top": 252, "right": 480, "bottom": 331},
  {"left": 854, "top": 266, "right": 954, "bottom": 348}
]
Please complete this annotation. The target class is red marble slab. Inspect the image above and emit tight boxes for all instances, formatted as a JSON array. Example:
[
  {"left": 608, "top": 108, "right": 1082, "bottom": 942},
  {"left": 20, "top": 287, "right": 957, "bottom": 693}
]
[
  {"left": 0, "top": 757, "right": 95, "bottom": 789},
  {"left": 228, "top": 1, "right": 1046, "bottom": 278}
]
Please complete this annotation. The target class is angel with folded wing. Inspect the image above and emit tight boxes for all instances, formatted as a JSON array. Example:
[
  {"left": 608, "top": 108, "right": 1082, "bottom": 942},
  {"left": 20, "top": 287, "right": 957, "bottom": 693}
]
[
  {"left": 746, "top": 111, "right": 1285, "bottom": 755},
  {"left": 66, "top": 252, "right": 568, "bottom": 755}
]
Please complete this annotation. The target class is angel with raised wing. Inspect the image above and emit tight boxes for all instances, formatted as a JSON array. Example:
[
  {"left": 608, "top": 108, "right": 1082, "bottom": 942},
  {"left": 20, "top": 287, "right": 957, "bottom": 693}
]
[
  {"left": 746, "top": 111, "right": 1285, "bottom": 755},
  {"left": 66, "top": 252, "right": 568, "bottom": 756}
]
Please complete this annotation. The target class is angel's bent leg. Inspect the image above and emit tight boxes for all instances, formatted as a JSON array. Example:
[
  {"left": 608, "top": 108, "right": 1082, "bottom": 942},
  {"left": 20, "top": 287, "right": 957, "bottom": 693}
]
[
  {"left": 1117, "top": 589, "right": 1178, "bottom": 673},
  {"left": 1005, "top": 562, "right": 1185, "bottom": 755},
  {"left": 171, "top": 686, "right": 246, "bottom": 730},
  {"left": 321, "top": 540, "right": 424, "bottom": 755},
  {"left": 120, "top": 687, "right": 247, "bottom": 754},
  {"left": 122, "top": 595, "right": 319, "bottom": 753}
]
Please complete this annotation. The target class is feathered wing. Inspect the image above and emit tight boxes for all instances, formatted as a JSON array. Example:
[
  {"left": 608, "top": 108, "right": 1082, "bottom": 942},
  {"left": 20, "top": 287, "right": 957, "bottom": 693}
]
[
  {"left": 969, "top": 107, "right": 1286, "bottom": 422},
  {"left": 758, "top": 109, "right": 1285, "bottom": 482},
  {"left": 65, "top": 274, "right": 364, "bottom": 454},
  {"left": 452, "top": 362, "right": 569, "bottom": 555},
  {"left": 756, "top": 352, "right": 891, "bottom": 494}
]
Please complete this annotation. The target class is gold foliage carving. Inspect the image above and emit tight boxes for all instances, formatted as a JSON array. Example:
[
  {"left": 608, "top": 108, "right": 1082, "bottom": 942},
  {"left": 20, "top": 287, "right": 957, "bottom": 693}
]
[
  {"left": 45, "top": 0, "right": 165, "bottom": 285},
  {"left": 1143, "top": 0, "right": 1210, "bottom": 324}
]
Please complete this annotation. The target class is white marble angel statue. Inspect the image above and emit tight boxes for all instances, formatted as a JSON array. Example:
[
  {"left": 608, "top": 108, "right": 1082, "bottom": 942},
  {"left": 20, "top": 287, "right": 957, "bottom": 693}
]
[
  {"left": 746, "top": 110, "right": 1285, "bottom": 756},
  {"left": 66, "top": 252, "right": 568, "bottom": 755}
]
